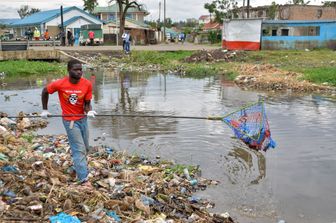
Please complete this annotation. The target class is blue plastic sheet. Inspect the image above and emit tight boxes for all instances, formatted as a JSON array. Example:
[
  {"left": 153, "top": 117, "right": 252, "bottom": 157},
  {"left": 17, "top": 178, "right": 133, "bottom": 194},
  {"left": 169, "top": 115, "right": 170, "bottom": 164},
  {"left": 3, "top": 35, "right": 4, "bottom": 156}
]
[
  {"left": 49, "top": 212, "right": 81, "bottom": 223},
  {"left": 1, "top": 165, "right": 19, "bottom": 173},
  {"left": 106, "top": 211, "right": 121, "bottom": 222}
]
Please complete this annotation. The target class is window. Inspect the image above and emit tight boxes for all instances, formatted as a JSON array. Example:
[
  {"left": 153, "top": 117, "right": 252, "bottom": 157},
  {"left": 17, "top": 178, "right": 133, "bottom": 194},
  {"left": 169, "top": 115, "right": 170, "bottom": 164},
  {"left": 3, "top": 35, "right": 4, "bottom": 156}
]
[
  {"left": 126, "top": 13, "right": 132, "bottom": 19},
  {"left": 258, "top": 10, "right": 264, "bottom": 17},
  {"left": 108, "top": 14, "right": 115, "bottom": 21},
  {"left": 281, "top": 29, "right": 289, "bottom": 36},
  {"left": 272, "top": 29, "right": 277, "bottom": 36},
  {"left": 317, "top": 9, "right": 323, "bottom": 19},
  {"left": 292, "top": 26, "right": 320, "bottom": 36}
]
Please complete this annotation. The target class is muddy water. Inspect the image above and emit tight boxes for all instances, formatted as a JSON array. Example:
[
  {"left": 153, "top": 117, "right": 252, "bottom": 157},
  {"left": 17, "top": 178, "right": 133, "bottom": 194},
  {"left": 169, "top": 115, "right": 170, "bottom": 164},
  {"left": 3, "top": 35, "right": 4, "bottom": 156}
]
[{"left": 1, "top": 71, "right": 336, "bottom": 223}]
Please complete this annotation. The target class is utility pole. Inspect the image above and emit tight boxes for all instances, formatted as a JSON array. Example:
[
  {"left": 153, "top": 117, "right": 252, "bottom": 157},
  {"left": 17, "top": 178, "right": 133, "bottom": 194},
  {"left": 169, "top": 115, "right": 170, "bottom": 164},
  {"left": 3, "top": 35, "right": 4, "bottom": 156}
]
[
  {"left": 116, "top": 1, "right": 119, "bottom": 46},
  {"left": 159, "top": 1, "right": 162, "bottom": 42},
  {"left": 60, "top": 6, "right": 64, "bottom": 46},
  {"left": 247, "top": 0, "right": 250, "bottom": 18},
  {"left": 159, "top": 1, "right": 161, "bottom": 22},
  {"left": 164, "top": 0, "right": 166, "bottom": 42}
]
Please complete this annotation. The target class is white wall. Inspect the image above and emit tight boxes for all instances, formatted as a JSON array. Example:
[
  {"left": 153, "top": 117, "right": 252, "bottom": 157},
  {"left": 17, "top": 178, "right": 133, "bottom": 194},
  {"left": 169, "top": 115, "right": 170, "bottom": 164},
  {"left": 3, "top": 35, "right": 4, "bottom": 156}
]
[
  {"left": 46, "top": 8, "right": 102, "bottom": 27},
  {"left": 66, "top": 18, "right": 94, "bottom": 29}
]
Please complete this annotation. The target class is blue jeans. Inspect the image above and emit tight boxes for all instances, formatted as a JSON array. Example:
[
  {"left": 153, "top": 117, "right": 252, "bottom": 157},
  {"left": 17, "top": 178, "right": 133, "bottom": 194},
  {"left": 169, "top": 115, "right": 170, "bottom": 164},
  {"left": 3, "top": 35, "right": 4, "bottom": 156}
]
[
  {"left": 62, "top": 117, "right": 89, "bottom": 183},
  {"left": 125, "top": 41, "right": 130, "bottom": 53}
]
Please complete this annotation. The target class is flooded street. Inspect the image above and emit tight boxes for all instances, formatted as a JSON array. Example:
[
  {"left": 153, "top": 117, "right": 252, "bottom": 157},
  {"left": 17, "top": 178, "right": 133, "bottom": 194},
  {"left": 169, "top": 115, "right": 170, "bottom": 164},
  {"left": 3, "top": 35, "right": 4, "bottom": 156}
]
[{"left": 1, "top": 70, "right": 336, "bottom": 223}]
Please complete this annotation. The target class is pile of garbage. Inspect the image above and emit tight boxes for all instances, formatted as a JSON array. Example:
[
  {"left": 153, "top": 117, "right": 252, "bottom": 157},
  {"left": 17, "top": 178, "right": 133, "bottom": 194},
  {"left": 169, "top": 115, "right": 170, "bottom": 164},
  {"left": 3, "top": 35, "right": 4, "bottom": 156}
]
[
  {"left": 64, "top": 51, "right": 162, "bottom": 73},
  {"left": 184, "top": 50, "right": 246, "bottom": 63},
  {"left": 234, "top": 64, "right": 336, "bottom": 94},
  {"left": 0, "top": 113, "right": 235, "bottom": 222}
]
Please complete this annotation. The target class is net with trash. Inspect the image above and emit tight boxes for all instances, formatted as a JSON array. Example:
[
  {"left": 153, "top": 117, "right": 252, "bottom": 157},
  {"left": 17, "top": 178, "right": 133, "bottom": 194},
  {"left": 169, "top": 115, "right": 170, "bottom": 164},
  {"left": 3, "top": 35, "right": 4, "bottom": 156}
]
[{"left": 223, "top": 100, "right": 276, "bottom": 151}]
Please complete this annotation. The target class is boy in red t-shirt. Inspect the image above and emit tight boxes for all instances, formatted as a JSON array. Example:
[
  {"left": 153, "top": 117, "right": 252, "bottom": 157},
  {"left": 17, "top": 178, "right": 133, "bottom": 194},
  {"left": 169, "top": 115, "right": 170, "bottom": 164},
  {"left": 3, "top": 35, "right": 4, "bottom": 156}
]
[{"left": 41, "top": 59, "right": 97, "bottom": 188}]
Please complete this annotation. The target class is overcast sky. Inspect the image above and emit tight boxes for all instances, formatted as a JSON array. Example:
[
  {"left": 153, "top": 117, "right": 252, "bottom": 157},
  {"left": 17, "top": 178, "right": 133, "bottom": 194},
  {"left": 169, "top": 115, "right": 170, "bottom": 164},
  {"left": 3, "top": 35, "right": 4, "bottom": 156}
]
[{"left": 0, "top": 0, "right": 324, "bottom": 21}]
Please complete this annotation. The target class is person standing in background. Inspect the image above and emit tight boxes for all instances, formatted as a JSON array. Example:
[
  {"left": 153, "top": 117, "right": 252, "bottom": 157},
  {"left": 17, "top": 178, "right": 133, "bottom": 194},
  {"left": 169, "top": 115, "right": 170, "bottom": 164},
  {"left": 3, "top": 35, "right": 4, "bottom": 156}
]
[
  {"left": 67, "top": 29, "right": 74, "bottom": 46},
  {"left": 44, "top": 29, "right": 50, "bottom": 40},
  {"left": 33, "top": 27, "right": 40, "bottom": 40},
  {"left": 88, "top": 30, "right": 95, "bottom": 46}
]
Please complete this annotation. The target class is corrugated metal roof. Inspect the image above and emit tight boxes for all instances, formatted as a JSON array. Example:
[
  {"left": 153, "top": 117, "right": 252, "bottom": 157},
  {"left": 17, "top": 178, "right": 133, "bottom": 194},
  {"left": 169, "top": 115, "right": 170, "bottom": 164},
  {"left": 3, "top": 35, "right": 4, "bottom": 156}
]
[
  {"left": 0, "top": 19, "right": 20, "bottom": 25},
  {"left": 10, "top": 7, "right": 72, "bottom": 27},
  {"left": 263, "top": 20, "right": 336, "bottom": 24},
  {"left": 10, "top": 6, "right": 103, "bottom": 27}
]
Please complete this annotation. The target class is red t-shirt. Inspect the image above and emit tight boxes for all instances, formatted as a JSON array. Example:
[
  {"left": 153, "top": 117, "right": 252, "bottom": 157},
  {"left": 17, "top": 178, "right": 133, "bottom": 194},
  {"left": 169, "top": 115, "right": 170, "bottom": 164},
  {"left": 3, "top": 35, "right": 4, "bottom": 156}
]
[
  {"left": 47, "top": 77, "right": 92, "bottom": 121},
  {"left": 88, "top": 31, "right": 94, "bottom": 39}
]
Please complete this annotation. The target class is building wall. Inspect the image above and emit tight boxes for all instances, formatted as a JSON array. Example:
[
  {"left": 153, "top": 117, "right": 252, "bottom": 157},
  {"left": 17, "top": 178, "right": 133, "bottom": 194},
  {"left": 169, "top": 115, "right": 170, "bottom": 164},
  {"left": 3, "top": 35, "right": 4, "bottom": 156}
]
[
  {"left": 237, "top": 7, "right": 269, "bottom": 19},
  {"left": 47, "top": 26, "right": 60, "bottom": 38},
  {"left": 199, "top": 18, "right": 210, "bottom": 25},
  {"left": 278, "top": 5, "right": 336, "bottom": 20},
  {"left": 65, "top": 18, "right": 94, "bottom": 29},
  {"left": 262, "top": 22, "right": 336, "bottom": 50},
  {"left": 97, "top": 12, "right": 145, "bottom": 22},
  {"left": 237, "top": 5, "right": 336, "bottom": 20}
]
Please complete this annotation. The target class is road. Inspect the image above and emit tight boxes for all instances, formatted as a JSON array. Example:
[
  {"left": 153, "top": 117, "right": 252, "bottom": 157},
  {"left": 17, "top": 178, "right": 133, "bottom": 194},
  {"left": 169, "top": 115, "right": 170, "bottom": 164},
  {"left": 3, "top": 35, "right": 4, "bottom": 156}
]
[{"left": 31, "top": 42, "right": 220, "bottom": 51}]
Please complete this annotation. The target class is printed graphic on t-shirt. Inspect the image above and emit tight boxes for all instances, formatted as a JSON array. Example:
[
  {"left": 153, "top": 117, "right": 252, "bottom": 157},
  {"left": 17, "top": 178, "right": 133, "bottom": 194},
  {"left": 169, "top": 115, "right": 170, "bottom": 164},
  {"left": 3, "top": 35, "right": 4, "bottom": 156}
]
[
  {"left": 69, "top": 94, "right": 78, "bottom": 105},
  {"left": 62, "top": 91, "right": 84, "bottom": 105}
]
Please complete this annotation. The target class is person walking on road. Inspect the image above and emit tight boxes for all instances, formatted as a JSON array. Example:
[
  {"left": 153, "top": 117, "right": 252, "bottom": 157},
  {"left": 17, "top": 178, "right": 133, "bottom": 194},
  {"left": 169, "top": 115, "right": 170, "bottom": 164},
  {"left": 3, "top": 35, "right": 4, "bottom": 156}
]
[
  {"left": 67, "top": 29, "right": 74, "bottom": 46},
  {"left": 60, "top": 29, "right": 66, "bottom": 46},
  {"left": 121, "top": 31, "right": 127, "bottom": 51},
  {"left": 123, "top": 31, "right": 131, "bottom": 54},
  {"left": 41, "top": 59, "right": 97, "bottom": 189}
]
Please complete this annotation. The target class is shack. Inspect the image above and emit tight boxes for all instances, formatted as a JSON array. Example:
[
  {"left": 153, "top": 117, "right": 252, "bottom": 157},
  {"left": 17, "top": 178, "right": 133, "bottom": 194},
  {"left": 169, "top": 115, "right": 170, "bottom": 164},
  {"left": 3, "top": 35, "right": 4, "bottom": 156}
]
[
  {"left": 262, "top": 20, "right": 336, "bottom": 50},
  {"left": 103, "top": 18, "right": 155, "bottom": 45}
]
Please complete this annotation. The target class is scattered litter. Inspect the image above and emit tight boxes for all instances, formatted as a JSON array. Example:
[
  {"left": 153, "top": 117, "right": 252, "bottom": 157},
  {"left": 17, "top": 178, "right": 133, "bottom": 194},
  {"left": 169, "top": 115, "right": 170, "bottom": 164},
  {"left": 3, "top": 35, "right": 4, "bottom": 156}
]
[
  {"left": 0, "top": 111, "right": 235, "bottom": 222},
  {"left": 184, "top": 49, "right": 246, "bottom": 63}
]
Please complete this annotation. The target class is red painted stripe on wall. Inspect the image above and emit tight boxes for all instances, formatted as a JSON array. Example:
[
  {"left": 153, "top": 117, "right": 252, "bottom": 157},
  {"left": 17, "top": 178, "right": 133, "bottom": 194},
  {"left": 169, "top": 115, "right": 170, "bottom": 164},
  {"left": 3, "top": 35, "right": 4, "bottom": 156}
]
[{"left": 222, "top": 41, "right": 260, "bottom": 51}]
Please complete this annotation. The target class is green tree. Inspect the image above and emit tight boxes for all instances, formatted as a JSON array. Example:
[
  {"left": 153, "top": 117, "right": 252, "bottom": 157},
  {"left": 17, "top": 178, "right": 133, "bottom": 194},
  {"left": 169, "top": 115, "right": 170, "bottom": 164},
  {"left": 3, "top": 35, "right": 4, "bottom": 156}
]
[
  {"left": 267, "top": 1, "right": 278, "bottom": 19},
  {"left": 203, "top": 0, "right": 238, "bottom": 23},
  {"left": 109, "top": 0, "right": 145, "bottom": 37},
  {"left": 290, "top": 0, "right": 311, "bottom": 4},
  {"left": 83, "top": 0, "right": 98, "bottom": 13},
  {"left": 322, "top": 1, "right": 336, "bottom": 6},
  {"left": 17, "top": 5, "right": 41, "bottom": 19},
  {"left": 165, "top": 18, "right": 173, "bottom": 28},
  {"left": 204, "top": 2, "right": 216, "bottom": 21},
  {"left": 146, "top": 20, "right": 158, "bottom": 29}
]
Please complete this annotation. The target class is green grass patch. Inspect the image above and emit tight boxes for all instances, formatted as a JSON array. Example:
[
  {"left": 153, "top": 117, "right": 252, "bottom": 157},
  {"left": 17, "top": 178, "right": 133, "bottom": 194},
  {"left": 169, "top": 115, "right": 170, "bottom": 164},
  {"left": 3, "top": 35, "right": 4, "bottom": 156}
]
[
  {"left": 0, "top": 60, "right": 66, "bottom": 77},
  {"left": 244, "top": 50, "right": 336, "bottom": 71},
  {"left": 302, "top": 67, "right": 336, "bottom": 86},
  {"left": 225, "top": 70, "right": 239, "bottom": 81},
  {"left": 183, "top": 64, "right": 218, "bottom": 77}
]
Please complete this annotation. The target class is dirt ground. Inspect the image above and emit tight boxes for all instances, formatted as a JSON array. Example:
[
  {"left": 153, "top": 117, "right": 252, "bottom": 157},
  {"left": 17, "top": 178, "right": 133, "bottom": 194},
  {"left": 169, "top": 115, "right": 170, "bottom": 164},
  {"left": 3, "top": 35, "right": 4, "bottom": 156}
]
[
  {"left": 234, "top": 64, "right": 336, "bottom": 93},
  {"left": 185, "top": 50, "right": 336, "bottom": 94}
]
